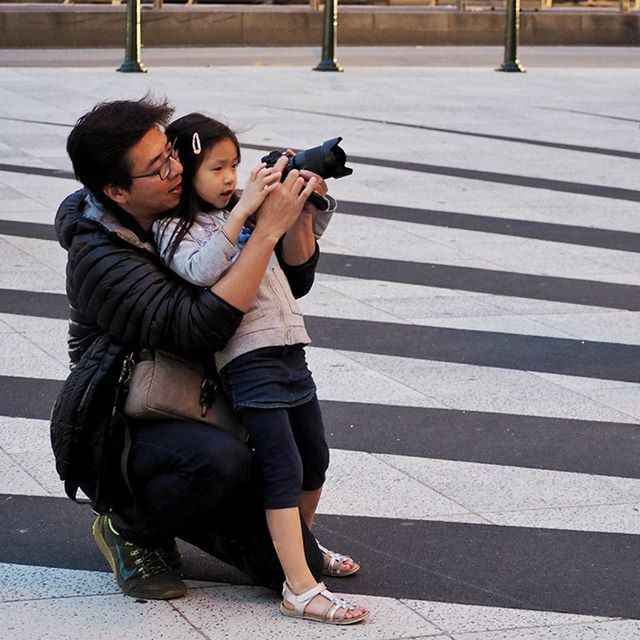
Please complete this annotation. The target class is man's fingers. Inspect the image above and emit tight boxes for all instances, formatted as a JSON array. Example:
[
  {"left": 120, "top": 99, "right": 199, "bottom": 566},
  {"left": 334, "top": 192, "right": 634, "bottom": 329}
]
[
  {"left": 299, "top": 176, "right": 318, "bottom": 200},
  {"left": 282, "top": 168, "right": 301, "bottom": 189}
]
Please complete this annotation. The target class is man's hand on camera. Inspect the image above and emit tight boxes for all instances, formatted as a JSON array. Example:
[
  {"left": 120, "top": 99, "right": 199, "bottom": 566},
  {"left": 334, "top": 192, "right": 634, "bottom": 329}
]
[{"left": 254, "top": 156, "right": 317, "bottom": 241}]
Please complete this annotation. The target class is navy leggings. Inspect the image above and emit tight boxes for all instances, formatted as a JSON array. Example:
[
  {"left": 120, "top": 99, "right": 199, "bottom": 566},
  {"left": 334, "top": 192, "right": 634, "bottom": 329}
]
[{"left": 239, "top": 395, "right": 330, "bottom": 510}]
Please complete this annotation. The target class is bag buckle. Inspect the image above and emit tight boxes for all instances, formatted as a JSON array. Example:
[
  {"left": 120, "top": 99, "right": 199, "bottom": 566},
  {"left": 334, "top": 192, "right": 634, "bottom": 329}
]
[{"left": 200, "top": 377, "right": 217, "bottom": 418}]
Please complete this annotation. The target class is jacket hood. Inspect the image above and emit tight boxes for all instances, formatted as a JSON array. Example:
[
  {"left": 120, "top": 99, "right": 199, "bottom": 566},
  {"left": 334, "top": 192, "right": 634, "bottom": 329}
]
[{"left": 55, "top": 189, "right": 155, "bottom": 254}]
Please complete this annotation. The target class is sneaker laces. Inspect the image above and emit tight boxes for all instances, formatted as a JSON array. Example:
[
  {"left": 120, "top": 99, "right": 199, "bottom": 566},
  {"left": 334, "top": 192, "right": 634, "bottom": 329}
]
[{"left": 125, "top": 543, "right": 169, "bottom": 580}]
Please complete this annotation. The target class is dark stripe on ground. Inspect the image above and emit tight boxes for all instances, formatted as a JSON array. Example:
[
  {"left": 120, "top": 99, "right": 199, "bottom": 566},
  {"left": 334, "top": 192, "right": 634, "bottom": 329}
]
[
  {"left": 244, "top": 144, "right": 640, "bottom": 203},
  {"left": 321, "top": 401, "right": 640, "bottom": 480},
  {"left": 3, "top": 494, "right": 640, "bottom": 619},
  {"left": 0, "top": 219, "right": 56, "bottom": 241},
  {"left": 305, "top": 316, "right": 640, "bottom": 382},
  {"left": 0, "top": 163, "right": 74, "bottom": 180},
  {"left": 266, "top": 107, "right": 640, "bottom": 160},
  {"left": 3, "top": 377, "right": 639, "bottom": 479},
  {"left": 3, "top": 153, "right": 639, "bottom": 203},
  {"left": 0, "top": 115, "right": 72, "bottom": 129},
  {"left": 1, "top": 290, "right": 639, "bottom": 382},
  {"left": 540, "top": 107, "right": 640, "bottom": 124},
  {"left": 319, "top": 253, "right": 640, "bottom": 310},
  {"left": 337, "top": 201, "right": 640, "bottom": 253},
  {"left": 5, "top": 376, "right": 640, "bottom": 478},
  {"left": 3, "top": 204, "right": 640, "bottom": 256}
]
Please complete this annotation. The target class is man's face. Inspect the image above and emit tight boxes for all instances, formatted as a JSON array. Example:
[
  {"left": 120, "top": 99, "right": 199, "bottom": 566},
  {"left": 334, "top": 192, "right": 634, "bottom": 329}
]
[{"left": 112, "top": 127, "right": 183, "bottom": 226}]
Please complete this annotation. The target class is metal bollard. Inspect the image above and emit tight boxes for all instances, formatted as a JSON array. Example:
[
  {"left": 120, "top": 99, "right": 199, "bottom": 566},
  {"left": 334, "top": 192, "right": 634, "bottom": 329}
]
[
  {"left": 117, "top": 0, "right": 147, "bottom": 73},
  {"left": 313, "top": 0, "right": 344, "bottom": 72},
  {"left": 497, "top": 0, "right": 526, "bottom": 73}
]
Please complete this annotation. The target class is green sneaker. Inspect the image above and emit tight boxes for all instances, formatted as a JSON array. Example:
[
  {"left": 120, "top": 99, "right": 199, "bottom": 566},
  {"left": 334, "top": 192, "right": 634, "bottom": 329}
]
[{"left": 92, "top": 515, "right": 187, "bottom": 600}]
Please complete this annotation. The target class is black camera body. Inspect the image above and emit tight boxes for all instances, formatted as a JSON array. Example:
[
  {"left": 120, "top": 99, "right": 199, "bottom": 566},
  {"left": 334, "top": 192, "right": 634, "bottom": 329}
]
[{"left": 261, "top": 137, "right": 353, "bottom": 211}]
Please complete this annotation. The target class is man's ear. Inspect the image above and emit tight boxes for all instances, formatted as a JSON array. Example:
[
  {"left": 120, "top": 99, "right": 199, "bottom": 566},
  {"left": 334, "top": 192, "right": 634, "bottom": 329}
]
[{"left": 103, "top": 184, "right": 129, "bottom": 206}]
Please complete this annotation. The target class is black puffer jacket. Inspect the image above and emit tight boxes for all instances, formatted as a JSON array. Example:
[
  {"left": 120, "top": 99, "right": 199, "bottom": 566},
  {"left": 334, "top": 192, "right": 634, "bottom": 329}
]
[{"left": 50, "top": 189, "right": 319, "bottom": 509}]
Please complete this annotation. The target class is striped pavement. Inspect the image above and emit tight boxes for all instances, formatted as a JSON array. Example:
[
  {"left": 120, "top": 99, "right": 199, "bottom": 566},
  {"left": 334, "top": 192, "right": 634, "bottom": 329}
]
[{"left": 1, "top": 60, "right": 640, "bottom": 639}]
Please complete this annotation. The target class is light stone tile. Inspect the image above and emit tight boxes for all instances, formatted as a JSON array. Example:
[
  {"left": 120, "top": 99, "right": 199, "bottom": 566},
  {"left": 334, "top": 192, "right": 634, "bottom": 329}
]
[
  {"left": 375, "top": 453, "right": 640, "bottom": 514},
  {"left": 0, "top": 313, "right": 70, "bottom": 367},
  {"left": 0, "top": 564, "right": 119, "bottom": 602},
  {"left": 0, "top": 416, "right": 50, "bottom": 454},
  {"left": 464, "top": 293, "right": 623, "bottom": 318},
  {"left": 0, "top": 316, "right": 16, "bottom": 334},
  {"left": 330, "top": 159, "right": 640, "bottom": 235},
  {"left": 314, "top": 277, "right": 506, "bottom": 323},
  {"left": 171, "top": 585, "right": 444, "bottom": 639},
  {"left": 335, "top": 350, "right": 640, "bottom": 424},
  {"left": 320, "top": 213, "right": 494, "bottom": 268},
  {"left": 581, "top": 387, "right": 640, "bottom": 423},
  {"left": 524, "top": 310, "right": 640, "bottom": 345},
  {"left": 410, "top": 225, "right": 640, "bottom": 284},
  {"left": 532, "top": 371, "right": 640, "bottom": 393},
  {"left": 450, "top": 619, "right": 640, "bottom": 640},
  {"left": 0, "top": 235, "right": 66, "bottom": 292},
  {"left": 0, "top": 593, "right": 205, "bottom": 640},
  {"left": 319, "top": 449, "right": 476, "bottom": 521},
  {"left": 0, "top": 199, "right": 54, "bottom": 221},
  {"left": 1, "top": 234, "right": 68, "bottom": 276},
  {"left": 299, "top": 283, "right": 409, "bottom": 325},
  {"left": 0, "top": 332, "right": 68, "bottom": 380},
  {"left": 401, "top": 598, "right": 612, "bottom": 635},
  {"left": 0, "top": 448, "right": 48, "bottom": 496},
  {"left": 306, "top": 347, "right": 446, "bottom": 409},
  {"left": 481, "top": 503, "right": 640, "bottom": 535},
  {"left": 0, "top": 170, "right": 78, "bottom": 212},
  {"left": 11, "top": 450, "right": 65, "bottom": 497}
]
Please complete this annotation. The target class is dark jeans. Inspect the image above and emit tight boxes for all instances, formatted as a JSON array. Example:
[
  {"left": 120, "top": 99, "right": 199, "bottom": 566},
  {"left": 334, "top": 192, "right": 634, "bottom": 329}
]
[{"left": 121, "top": 418, "right": 323, "bottom": 590}]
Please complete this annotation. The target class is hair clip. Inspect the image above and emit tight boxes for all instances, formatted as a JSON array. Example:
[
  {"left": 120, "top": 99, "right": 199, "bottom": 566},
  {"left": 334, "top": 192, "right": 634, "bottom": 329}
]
[{"left": 192, "top": 132, "right": 202, "bottom": 155}]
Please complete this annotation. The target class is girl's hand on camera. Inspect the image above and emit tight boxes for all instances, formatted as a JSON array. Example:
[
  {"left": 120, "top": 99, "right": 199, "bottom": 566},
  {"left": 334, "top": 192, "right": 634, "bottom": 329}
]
[{"left": 234, "top": 163, "right": 282, "bottom": 220}]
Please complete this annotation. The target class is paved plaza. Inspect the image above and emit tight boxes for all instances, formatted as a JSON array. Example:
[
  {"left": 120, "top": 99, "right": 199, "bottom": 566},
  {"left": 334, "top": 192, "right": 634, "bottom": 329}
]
[{"left": 0, "top": 46, "right": 640, "bottom": 639}]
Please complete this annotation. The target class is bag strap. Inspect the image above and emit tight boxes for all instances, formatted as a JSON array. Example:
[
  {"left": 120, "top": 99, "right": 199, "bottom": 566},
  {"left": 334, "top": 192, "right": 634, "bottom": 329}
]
[{"left": 93, "top": 352, "right": 135, "bottom": 515}]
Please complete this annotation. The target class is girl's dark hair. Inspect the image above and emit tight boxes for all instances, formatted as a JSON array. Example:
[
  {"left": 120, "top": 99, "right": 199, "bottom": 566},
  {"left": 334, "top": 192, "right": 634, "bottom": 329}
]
[
  {"left": 159, "top": 113, "right": 241, "bottom": 266},
  {"left": 66, "top": 97, "right": 174, "bottom": 199}
]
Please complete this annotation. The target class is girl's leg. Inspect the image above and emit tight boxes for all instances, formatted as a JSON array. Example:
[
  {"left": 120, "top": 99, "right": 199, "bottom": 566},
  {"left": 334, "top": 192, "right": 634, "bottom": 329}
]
[
  {"left": 239, "top": 407, "right": 366, "bottom": 621},
  {"left": 299, "top": 488, "right": 322, "bottom": 529},
  {"left": 288, "top": 395, "right": 329, "bottom": 529},
  {"left": 289, "top": 396, "right": 358, "bottom": 575},
  {"left": 240, "top": 407, "right": 317, "bottom": 591}
]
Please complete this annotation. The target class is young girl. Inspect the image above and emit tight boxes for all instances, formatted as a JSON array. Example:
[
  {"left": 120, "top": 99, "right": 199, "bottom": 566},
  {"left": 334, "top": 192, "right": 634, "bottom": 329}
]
[{"left": 153, "top": 113, "right": 369, "bottom": 626}]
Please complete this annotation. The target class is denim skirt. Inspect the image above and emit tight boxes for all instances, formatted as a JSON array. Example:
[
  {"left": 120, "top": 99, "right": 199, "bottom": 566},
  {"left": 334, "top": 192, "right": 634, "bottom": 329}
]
[{"left": 219, "top": 344, "right": 316, "bottom": 412}]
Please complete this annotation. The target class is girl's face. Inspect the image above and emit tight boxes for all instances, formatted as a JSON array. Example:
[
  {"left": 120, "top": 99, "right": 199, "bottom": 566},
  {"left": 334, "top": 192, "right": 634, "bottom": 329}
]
[{"left": 193, "top": 137, "right": 240, "bottom": 210}]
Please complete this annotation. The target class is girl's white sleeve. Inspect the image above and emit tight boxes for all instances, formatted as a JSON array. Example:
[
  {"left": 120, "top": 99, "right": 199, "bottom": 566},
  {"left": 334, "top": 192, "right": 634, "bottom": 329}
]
[
  {"left": 310, "top": 194, "right": 337, "bottom": 239},
  {"left": 153, "top": 216, "right": 239, "bottom": 287}
]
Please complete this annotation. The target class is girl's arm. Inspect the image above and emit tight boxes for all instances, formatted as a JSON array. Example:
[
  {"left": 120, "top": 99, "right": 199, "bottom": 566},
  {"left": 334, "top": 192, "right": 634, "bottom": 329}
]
[
  {"left": 280, "top": 169, "right": 336, "bottom": 266},
  {"left": 211, "top": 160, "right": 317, "bottom": 312},
  {"left": 154, "top": 216, "right": 238, "bottom": 287}
]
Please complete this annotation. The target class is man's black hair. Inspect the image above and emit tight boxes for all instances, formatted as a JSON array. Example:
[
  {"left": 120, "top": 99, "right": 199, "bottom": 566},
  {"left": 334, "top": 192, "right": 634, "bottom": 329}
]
[{"left": 66, "top": 97, "right": 175, "bottom": 198}]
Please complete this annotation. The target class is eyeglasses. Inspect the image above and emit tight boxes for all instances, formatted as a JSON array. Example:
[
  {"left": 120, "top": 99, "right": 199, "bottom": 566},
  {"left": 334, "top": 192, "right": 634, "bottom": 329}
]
[{"left": 130, "top": 143, "right": 179, "bottom": 181}]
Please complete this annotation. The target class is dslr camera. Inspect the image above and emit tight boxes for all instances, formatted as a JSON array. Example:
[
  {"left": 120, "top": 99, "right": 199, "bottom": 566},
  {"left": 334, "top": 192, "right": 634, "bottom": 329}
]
[{"left": 261, "top": 137, "right": 353, "bottom": 211}]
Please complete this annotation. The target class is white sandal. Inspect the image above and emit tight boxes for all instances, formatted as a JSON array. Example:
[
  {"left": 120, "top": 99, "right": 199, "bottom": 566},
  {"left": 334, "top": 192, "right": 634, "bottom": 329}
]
[
  {"left": 317, "top": 540, "right": 360, "bottom": 577},
  {"left": 280, "top": 581, "right": 369, "bottom": 625}
]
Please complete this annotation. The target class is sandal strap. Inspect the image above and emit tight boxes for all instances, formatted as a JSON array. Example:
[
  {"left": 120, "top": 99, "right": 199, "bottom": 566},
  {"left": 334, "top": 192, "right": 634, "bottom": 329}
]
[
  {"left": 321, "top": 591, "right": 356, "bottom": 622},
  {"left": 282, "top": 581, "right": 327, "bottom": 616},
  {"left": 317, "top": 539, "right": 351, "bottom": 574}
]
